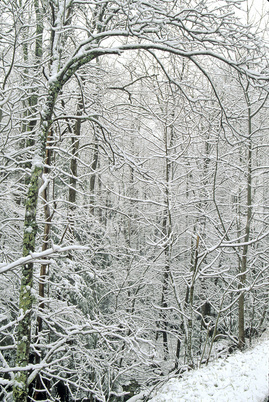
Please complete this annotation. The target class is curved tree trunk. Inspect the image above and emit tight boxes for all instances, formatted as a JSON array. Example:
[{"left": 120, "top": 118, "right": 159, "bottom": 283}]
[{"left": 13, "top": 83, "right": 59, "bottom": 402}]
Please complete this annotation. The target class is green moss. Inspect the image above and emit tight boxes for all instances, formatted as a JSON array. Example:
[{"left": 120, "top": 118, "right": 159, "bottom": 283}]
[
  {"left": 22, "top": 165, "right": 42, "bottom": 256},
  {"left": 13, "top": 81, "right": 57, "bottom": 402},
  {"left": 13, "top": 374, "right": 28, "bottom": 402}
]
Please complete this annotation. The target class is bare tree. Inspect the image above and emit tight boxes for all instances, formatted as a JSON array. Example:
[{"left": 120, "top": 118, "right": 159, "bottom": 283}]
[{"left": 0, "top": 0, "right": 268, "bottom": 400}]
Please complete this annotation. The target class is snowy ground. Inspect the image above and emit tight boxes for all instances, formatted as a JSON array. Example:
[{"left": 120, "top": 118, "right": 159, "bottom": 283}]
[{"left": 128, "top": 332, "right": 269, "bottom": 402}]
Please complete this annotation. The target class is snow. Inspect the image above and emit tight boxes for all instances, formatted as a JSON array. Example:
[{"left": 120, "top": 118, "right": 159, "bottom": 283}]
[
  {"left": 0, "top": 245, "right": 89, "bottom": 274},
  {"left": 143, "top": 334, "right": 269, "bottom": 402},
  {"left": 32, "top": 154, "right": 43, "bottom": 169},
  {"left": 38, "top": 173, "right": 49, "bottom": 197}
]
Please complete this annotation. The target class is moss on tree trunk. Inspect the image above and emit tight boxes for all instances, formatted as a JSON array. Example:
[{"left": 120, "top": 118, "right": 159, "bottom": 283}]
[{"left": 13, "top": 165, "right": 42, "bottom": 401}]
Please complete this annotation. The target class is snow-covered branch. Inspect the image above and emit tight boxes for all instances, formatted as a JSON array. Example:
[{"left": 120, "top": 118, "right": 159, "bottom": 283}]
[{"left": 0, "top": 245, "right": 89, "bottom": 274}]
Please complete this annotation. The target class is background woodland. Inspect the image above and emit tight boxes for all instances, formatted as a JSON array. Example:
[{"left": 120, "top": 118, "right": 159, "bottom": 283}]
[{"left": 0, "top": 0, "right": 269, "bottom": 401}]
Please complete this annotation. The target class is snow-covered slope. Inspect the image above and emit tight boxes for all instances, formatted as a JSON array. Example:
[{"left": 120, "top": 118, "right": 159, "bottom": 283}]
[
  {"left": 148, "top": 335, "right": 269, "bottom": 402},
  {"left": 129, "top": 332, "right": 269, "bottom": 402}
]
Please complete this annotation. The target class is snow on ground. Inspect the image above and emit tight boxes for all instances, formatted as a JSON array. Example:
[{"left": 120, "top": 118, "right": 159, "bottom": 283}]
[{"left": 141, "top": 333, "right": 269, "bottom": 402}]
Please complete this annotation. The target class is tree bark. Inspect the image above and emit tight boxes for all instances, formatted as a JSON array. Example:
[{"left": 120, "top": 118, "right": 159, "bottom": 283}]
[
  {"left": 13, "top": 84, "right": 59, "bottom": 402},
  {"left": 238, "top": 83, "right": 252, "bottom": 350}
]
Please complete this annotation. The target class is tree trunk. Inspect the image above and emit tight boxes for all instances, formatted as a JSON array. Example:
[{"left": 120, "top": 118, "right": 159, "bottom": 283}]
[
  {"left": 160, "top": 122, "right": 173, "bottom": 360},
  {"left": 33, "top": 130, "right": 53, "bottom": 400},
  {"left": 13, "top": 166, "right": 44, "bottom": 402},
  {"left": 186, "top": 234, "right": 199, "bottom": 366},
  {"left": 13, "top": 84, "right": 59, "bottom": 402},
  {"left": 238, "top": 84, "right": 252, "bottom": 350}
]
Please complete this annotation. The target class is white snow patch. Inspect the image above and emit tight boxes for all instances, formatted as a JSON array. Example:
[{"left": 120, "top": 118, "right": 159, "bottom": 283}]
[
  {"left": 38, "top": 173, "right": 49, "bottom": 196},
  {"left": 32, "top": 154, "right": 43, "bottom": 169},
  {"left": 148, "top": 336, "right": 269, "bottom": 402}
]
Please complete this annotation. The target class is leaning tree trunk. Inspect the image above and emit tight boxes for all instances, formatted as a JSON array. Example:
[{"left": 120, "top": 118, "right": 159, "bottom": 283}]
[
  {"left": 12, "top": 0, "right": 102, "bottom": 396},
  {"left": 12, "top": 1, "right": 45, "bottom": 399},
  {"left": 13, "top": 83, "right": 59, "bottom": 402},
  {"left": 13, "top": 45, "right": 99, "bottom": 401}
]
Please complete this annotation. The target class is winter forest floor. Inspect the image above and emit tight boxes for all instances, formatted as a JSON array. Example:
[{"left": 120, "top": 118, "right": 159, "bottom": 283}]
[{"left": 129, "top": 331, "right": 269, "bottom": 402}]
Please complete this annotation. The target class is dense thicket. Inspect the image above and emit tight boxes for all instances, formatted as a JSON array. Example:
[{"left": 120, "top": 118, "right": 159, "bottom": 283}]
[{"left": 0, "top": 0, "right": 268, "bottom": 401}]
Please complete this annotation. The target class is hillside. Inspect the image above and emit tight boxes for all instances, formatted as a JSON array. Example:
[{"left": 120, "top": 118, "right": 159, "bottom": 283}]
[{"left": 129, "top": 332, "right": 269, "bottom": 402}]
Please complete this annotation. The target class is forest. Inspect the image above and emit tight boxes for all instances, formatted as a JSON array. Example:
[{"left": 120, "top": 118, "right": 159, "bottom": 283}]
[{"left": 0, "top": 0, "right": 268, "bottom": 401}]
